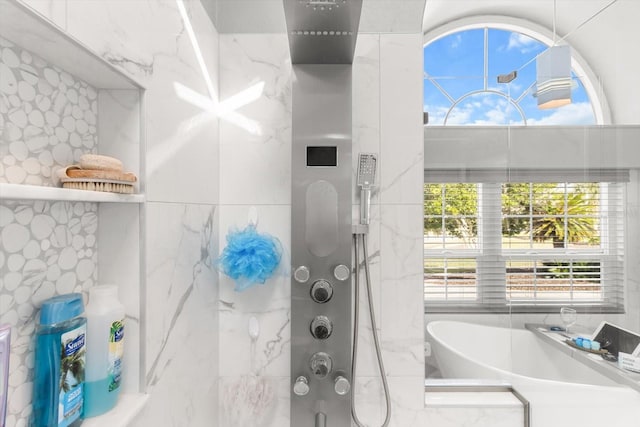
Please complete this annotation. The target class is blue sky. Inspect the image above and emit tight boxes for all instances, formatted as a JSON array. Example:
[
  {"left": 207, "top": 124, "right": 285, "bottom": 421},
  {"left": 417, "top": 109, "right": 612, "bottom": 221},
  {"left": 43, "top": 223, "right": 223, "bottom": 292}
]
[{"left": 424, "top": 28, "right": 596, "bottom": 126}]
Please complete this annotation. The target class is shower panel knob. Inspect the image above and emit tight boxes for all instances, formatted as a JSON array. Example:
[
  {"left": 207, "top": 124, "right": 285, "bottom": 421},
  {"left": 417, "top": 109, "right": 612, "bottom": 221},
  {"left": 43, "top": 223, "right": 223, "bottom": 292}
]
[
  {"left": 293, "top": 376, "right": 310, "bottom": 396},
  {"left": 294, "top": 266, "right": 310, "bottom": 283},
  {"left": 310, "top": 352, "right": 332, "bottom": 379},
  {"left": 310, "top": 315, "right": 333, "bottom": 340},
  {"left": 310, "top": 279, "right": 333, "bottom": 303},
  {"left": 333, "top": 264, "right": 350, "bottom": 281},
  {"left": 334, "top": 376, "right": 351, "bottom": 396}
]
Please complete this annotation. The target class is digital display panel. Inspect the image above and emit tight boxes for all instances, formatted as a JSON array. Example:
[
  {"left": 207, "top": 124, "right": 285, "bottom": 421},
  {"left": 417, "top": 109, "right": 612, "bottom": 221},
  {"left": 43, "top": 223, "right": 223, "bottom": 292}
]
[{"left": 307, "top": 146, "right": 337, "bottom": 167}]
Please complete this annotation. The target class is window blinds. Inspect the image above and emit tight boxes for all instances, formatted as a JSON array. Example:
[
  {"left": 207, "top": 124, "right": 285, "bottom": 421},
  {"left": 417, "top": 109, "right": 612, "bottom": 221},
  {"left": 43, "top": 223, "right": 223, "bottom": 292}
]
[{"left": 424, "top": 179, "right": 625, "bottom": 314}]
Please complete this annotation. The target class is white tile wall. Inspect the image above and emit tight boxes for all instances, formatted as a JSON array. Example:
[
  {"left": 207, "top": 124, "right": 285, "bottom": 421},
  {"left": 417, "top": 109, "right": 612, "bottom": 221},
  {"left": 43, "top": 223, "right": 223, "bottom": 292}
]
[{"left": 218, "top": 32, "right": 426, "bottom": 426}]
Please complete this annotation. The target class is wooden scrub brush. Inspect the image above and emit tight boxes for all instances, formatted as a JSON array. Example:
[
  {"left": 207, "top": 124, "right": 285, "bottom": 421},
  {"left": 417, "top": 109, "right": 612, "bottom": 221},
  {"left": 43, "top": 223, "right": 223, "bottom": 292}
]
[{"left": 57, "top": 154, "right": 137, "bottom": 194}]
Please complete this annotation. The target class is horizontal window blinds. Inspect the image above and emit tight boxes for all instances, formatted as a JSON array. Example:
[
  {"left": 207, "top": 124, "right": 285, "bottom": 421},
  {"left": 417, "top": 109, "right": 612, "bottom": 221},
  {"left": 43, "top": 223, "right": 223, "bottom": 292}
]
[{"left": 424, "top": 182, "right": 625, "bottom": 313}]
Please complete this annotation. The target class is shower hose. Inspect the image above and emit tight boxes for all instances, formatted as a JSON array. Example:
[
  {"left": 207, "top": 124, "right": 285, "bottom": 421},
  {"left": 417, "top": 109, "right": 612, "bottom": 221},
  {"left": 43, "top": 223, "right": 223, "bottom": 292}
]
[{"left": 351, "top": 233, "right": 391, "bottom": 427}]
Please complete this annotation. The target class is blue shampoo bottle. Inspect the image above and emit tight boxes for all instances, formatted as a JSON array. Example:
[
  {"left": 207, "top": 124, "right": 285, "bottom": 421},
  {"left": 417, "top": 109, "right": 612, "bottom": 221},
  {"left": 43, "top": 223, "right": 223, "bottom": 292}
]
[{"left": 33, "top": 293, "right": 87, "bottom": 427}]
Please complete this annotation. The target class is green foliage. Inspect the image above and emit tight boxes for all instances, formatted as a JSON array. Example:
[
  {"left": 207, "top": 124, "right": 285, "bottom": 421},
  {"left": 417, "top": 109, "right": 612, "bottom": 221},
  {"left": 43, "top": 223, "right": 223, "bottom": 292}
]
[
  {"left": 424, "top": 183, "right": 478, "bottom": 243},
  {"left": 531, "top": 186, "right": 598, "bottom": 247},
  {"left": 425, "top": 182, "right": 600, "bottom": 247}
]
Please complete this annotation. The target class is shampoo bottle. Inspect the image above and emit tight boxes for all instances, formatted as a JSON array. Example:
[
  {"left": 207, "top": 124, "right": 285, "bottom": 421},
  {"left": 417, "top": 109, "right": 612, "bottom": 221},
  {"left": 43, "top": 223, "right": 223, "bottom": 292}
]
[
  {"left": 33, "top": 293, "right": 86, "bottom": 427},
  {"left": 84, "top": 285, "right": 125, "bottom": 417}
]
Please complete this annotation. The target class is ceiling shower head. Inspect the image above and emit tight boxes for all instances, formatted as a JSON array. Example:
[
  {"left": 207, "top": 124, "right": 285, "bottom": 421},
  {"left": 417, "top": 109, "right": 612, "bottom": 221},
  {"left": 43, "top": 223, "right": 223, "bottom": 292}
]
[{"left": 283, "top": 0, "right": 363, "bottom": 64}]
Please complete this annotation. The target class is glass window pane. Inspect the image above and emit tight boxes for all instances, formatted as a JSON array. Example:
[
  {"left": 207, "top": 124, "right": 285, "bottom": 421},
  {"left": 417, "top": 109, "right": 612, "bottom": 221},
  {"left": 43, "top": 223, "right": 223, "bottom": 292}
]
[
  {"left": 488, "top": 29, "right": 544, "bottom": 100},
  {"left": 443, "top": 183, "right": 477, "bottom": 215},
  {"left": 424, "top": 79, "right": 454, "bottom": 126},
  {"left": 425, "top": 258, "right": 477, "bottom": 301},
  {"left": 447, "top": 92, "right": 523, "bottom": 125},
  {"left": 503, "top": 218, "right": 531, "bottom": 249},
  {"left": 424, "top": 29, "right": 485, "bottom": 83},
  {"left": 506, "top": 259, "right": 602, "bottom": 301}
]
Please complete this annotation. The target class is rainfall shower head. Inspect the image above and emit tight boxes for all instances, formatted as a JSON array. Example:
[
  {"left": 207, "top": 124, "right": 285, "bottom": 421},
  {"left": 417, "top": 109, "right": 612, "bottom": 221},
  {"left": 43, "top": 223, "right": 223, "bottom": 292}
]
[
  {"left": 357, "top": 153, "right": 377, "bottom": 189},
  {"left": 283, "top": 0, "right": 363, "bottom": 64}
]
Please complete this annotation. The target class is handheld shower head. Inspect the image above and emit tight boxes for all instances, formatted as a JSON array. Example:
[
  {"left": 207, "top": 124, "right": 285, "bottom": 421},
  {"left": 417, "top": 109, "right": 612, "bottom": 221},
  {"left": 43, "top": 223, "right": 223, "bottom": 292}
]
[
  {"left": 357, "top": 153, "right": 377, "bottom": 189},
  {"left": 357, "top": 154, "right": 377, "bottom": 225}
]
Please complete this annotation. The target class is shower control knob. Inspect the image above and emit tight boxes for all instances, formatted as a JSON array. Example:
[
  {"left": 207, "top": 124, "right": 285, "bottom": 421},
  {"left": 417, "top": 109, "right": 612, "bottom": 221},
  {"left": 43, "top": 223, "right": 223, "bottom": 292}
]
[
  {"left": 333, "top": 264, "right": 350, "bottom": 281},
  {"left": 310, "top": 315, "right": 333, "bottom": 340},
  {"left": 310, "top": 352, "right": 332, "bottom": 379},
  {"left": 310, "top": 280, "right": 333, "bottom": 303},
  {"left": 334, "top": 376, "right": 351, "bottom": 396},
  {"left": 294, "top": 266, "right": 310, "bottom": 283},
  {"left": 293, "top": 376, "right": 310, "bottom": 396}
]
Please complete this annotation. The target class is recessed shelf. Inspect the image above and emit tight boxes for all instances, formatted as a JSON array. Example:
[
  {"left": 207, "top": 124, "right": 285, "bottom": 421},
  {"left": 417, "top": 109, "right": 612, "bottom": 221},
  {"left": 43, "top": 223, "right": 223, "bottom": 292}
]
[
  {"left": 82, "top": 393, "right": 149, "bottom": 427},
  {"left": 0, "top": 183, "right": 145, "bottom": 203},
  {"left": 0, "top": 0, "right": 145, "bottom": 90}
]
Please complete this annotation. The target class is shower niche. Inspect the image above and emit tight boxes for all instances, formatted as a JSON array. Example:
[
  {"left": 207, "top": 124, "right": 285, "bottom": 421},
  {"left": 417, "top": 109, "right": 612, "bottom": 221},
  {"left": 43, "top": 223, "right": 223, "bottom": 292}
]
[{"left": 0, "top": 1, "right": 147, "bottom": 425}]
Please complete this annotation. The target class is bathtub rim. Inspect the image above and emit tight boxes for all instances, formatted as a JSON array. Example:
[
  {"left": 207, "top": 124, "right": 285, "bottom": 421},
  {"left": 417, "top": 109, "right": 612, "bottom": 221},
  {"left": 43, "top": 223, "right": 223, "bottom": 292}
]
[{"left": 426, "top": 320, "right": 629, "bottom": 390}]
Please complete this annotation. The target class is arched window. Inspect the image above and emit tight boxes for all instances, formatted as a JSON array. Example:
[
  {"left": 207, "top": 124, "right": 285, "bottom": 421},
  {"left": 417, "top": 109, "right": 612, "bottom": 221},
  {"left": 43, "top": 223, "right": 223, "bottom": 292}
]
[
  {"left": 423, "top": 22, "right": 624, "bottom": 313},
  {"left": 423, "top": 26, "right": 600, "bottom": 125}
]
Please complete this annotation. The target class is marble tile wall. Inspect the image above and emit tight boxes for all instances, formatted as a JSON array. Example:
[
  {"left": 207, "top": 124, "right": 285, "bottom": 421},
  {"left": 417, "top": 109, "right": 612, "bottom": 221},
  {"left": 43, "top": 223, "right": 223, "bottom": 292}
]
[
  {"left": 12, "top": 0, "right": 221, "bottom": 426},
  {"left": 218, "top": 32, "right": 426, "bottom": 426}
]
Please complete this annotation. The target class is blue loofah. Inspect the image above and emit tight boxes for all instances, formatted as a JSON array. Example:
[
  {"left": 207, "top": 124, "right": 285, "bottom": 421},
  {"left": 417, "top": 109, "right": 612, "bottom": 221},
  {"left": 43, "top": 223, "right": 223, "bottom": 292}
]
[{"left": 219, "top": 224, "right": 282, "bottom": 292}]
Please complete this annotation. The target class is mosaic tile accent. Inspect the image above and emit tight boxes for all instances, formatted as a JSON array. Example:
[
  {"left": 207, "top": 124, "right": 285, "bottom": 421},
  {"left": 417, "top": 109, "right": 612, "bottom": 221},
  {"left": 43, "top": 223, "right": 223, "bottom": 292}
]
[
  {"left": 0, "top": 36, "right": 98, "bottom": 186},
  {"left": 0, "top": 31, "right": 103, "bottom": 427},
  {"left": 0, "top": 200, "right": 98, "bottom": 427}
]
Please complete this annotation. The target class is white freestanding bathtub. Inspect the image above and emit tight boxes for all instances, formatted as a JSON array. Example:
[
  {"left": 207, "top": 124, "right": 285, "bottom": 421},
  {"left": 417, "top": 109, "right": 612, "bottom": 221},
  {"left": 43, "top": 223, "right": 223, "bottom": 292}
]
[{"left": 426, "top": 320, "right": 640, "bottom": 427}]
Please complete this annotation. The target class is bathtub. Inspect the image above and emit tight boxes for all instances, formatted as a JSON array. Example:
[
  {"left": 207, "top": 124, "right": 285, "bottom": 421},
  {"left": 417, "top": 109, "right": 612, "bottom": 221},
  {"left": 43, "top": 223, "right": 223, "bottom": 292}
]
[{"left": 426, "top": 320, "right": 640, "bottom": 427}]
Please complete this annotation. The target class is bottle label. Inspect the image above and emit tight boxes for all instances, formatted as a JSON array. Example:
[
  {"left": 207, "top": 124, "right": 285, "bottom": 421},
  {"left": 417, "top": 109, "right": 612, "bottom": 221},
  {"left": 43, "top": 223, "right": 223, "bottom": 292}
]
[
  {"left": 108, "top": 320, "right": 124, "bottom": 392},
  {"left": 59, "top": 326, "right": 86, "bottom": 427}
]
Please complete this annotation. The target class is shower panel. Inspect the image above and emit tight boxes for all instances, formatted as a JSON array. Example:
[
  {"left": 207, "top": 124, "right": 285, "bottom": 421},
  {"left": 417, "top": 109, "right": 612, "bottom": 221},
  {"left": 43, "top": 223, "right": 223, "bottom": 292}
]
[
  {"left": 285, "top": 1, "right": 362, "bottom": 426},
  {"left": 291, "top": 66, "right": 353, "bottom": 427}
]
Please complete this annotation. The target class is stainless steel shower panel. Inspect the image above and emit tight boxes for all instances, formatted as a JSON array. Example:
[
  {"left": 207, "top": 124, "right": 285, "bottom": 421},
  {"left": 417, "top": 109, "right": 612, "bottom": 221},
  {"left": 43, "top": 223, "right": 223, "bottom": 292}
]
[
  {"left": 283, "top": 0, "right": 362, "bottom": 64},
  {"left": 291, "top": 64, "right": 352, "bottom": 427}
]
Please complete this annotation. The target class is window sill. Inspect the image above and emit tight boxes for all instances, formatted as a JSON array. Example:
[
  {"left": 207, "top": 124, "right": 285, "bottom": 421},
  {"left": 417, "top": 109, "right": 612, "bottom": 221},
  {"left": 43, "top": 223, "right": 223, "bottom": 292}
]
[{"left": 425, "top": 303, "right": 624, "bottom": 314}]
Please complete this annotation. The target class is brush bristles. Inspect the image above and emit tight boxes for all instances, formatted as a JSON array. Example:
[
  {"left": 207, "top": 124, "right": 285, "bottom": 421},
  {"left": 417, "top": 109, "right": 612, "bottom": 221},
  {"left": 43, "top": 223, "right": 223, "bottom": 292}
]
[{"left": 62, "top": 181, "right": 135, "bottom": 194}]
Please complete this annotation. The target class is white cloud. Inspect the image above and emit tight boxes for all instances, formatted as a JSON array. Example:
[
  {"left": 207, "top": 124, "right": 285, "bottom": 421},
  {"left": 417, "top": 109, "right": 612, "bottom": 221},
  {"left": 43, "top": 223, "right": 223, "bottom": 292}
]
[
  {"left": 423, "top": 104, "right": 451, "bottom": 125},
  {"left": 506, "top": 33, "right": 540, "bottom": 54},
  {"left": 450, "top": 34, "right": 462, "bottom": 49},
  {"left": 527, "top": 102, "right": 595, "bottom": 125}
]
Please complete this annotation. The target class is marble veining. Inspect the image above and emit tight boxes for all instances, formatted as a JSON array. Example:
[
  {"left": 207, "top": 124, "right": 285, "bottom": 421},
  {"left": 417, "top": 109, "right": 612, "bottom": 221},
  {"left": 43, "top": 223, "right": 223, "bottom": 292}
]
[{"left": 139, "top": 202, "right": 218, "bottom": 427}]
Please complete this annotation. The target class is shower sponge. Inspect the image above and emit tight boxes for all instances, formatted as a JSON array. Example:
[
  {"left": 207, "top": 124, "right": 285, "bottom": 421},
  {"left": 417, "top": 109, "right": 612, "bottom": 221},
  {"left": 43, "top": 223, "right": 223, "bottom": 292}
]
[{"left": 219, "top": 224, "right": 282, "bottom": 292}]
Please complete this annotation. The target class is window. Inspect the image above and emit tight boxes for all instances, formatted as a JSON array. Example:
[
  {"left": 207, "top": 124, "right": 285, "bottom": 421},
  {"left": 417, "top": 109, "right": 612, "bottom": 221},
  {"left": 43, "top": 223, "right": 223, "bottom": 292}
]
[
  {"left": 423, "top": 26, "right": 625, "bottom": 313},
  {"left": 423, "top": 25, "right": 627, "bottom": 312},
  {"left": 423, "top": 27, "right": 597, "bottom": 126},
  {"left": 424, "top": 178, "right": 625, "bottom": 313}
]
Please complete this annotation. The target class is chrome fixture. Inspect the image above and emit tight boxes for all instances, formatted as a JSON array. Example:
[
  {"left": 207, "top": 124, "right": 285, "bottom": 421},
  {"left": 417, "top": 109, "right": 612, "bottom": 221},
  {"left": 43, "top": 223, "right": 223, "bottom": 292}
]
[
  {"left": 310, "top": 352, "right": 333, "bottom": 378},
  {"left": 310, "top": 280, "right": 333, "bottom": 303},
  {"left": 334, "top": 375, "right": 351, "bottom": 395},
  {"left": 284, "top": 0, "right": 362, "bottom": 64},
  {"left": 357, "top": 153, "right": 377, "bottom": 225},
  {"left": 294, "top": 376, "right": 311, "bottom": 396},
  {"left": 294, "top": 265, "right": 311, "bottom": 283},
  {"left": 333, "top": 264, "right": 350, "bottom": 281},
  {"left": 352, "top": 153, "right": 391, "bottom": 427},
  {"left": 310, "top": 315, "right": 333, "bottom": 339},
  {"left": 286, "top": 0, "right": 361, "bottom": 425}
]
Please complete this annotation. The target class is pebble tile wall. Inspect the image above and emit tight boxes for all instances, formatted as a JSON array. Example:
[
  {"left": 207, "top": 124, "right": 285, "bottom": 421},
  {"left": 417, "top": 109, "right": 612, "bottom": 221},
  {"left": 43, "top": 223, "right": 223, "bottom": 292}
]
[
  {"left": 1, "top": 36, "right": 100, "bottom": 427},
  {"left": 0, "top": 35, "right": 98, "bottom": 186}
]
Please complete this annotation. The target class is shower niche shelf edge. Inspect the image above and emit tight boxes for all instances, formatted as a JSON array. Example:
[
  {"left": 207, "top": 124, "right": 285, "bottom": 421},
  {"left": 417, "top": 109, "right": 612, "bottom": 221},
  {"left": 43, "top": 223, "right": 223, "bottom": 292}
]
[
  {"left": 0, "top": 0, "right": 148, "bottom": 424},
  {"left": 0, "top": 183, "right": 146, "bottom": 203}
]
